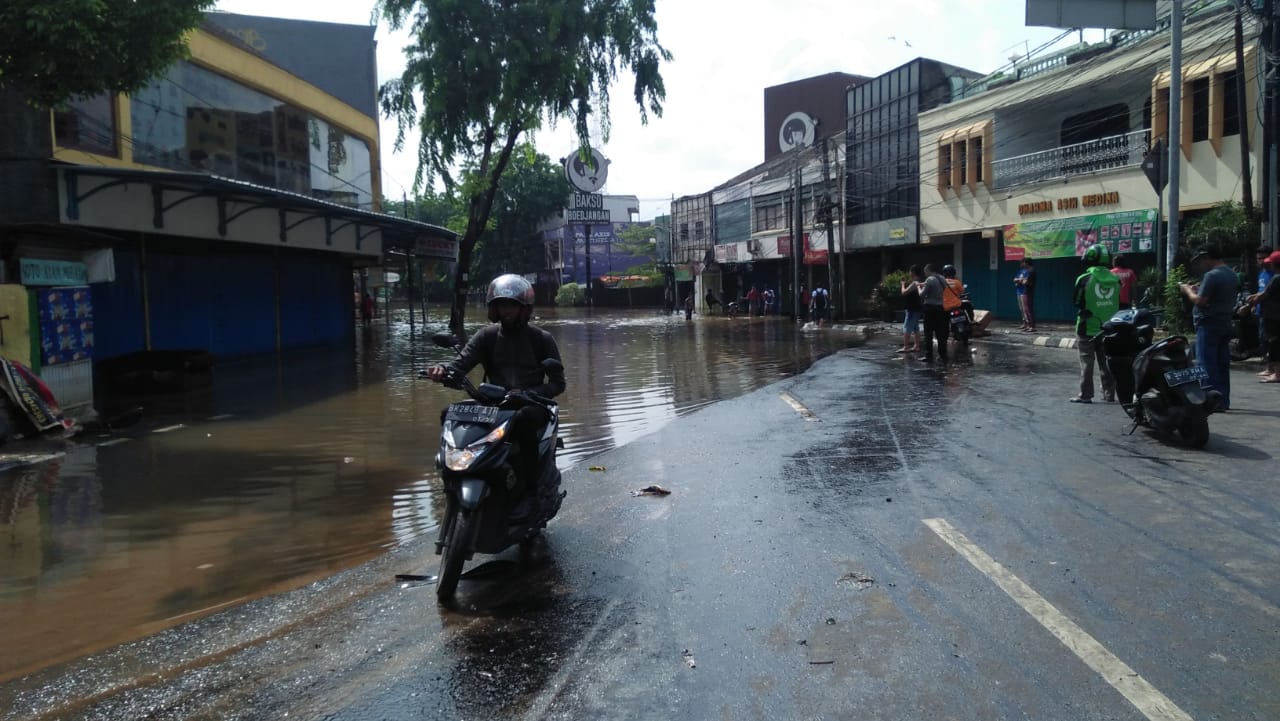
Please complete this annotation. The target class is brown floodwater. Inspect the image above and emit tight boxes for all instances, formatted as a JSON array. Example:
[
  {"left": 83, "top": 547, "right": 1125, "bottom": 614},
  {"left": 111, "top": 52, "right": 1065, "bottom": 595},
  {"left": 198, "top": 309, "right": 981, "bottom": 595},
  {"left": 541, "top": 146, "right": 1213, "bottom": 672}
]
[{"left": 0, "top": 306, "right": 859, "bottom": 680}]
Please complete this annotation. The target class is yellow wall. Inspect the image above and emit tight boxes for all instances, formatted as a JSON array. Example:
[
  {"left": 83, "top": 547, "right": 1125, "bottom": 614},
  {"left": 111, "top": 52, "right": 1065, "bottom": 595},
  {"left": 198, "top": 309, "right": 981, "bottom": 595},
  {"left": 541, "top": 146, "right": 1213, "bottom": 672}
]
[{"left": 0, "top": 285, "right": 34, "bottom": 368}]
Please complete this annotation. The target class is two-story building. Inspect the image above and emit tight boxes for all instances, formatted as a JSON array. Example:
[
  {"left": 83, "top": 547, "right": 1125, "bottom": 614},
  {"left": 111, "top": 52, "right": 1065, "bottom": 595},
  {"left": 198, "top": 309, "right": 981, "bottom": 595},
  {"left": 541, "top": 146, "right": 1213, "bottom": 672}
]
[
  {"left": 0, "top": 12, "right": 457, "bottom": 410},
  {"left": 920, "top": 3, "right": 1255, "bottom": 321}
]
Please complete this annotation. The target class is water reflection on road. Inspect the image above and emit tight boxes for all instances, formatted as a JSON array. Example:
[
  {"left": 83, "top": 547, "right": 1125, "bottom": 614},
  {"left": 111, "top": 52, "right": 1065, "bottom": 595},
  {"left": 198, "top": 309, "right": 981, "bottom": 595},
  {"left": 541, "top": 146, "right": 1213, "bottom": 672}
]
[{"left": 0, "top": 307, "right": 857, "bottom": 679}]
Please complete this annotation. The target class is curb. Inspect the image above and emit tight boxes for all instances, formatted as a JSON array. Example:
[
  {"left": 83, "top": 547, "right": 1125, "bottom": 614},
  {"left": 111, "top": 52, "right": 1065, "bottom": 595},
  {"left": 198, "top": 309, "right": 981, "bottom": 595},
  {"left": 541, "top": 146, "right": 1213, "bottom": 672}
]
[{"left": 849, "top": 320, "right": 1269, "bottom": 370}]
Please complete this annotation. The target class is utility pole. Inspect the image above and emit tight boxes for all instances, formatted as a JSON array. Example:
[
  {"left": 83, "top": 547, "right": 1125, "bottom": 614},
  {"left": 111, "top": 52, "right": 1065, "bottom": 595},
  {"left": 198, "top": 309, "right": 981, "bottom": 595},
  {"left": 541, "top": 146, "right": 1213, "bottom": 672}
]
[
  {"left": 793, "top": 158, "right": 803, "bottom": 321},
  {"left": 1234, "top": 3, "right": 1255, "bottom": 219},
  {"left": 1266, "top": 0, "right": 1279, "bottom": 248},
  {"left": 584, "top": 224, "right": 593, "bottom": 307},
  {"left": 1166, "top": 0, "right": 1183, "bottom": 276},
  {"left": 837, "top": 148, "right": 848, "bottom": 320},
  {"left": 821, "top": 137, "right": 837, "bottom": 320}
]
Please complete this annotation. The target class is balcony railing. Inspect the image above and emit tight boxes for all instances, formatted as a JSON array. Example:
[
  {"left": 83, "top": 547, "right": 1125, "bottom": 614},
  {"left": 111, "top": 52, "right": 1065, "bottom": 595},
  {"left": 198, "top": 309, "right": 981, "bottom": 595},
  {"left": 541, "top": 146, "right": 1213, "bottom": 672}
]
[{"left": 992, "top": 129, "right": 1150, "bottom": 190}]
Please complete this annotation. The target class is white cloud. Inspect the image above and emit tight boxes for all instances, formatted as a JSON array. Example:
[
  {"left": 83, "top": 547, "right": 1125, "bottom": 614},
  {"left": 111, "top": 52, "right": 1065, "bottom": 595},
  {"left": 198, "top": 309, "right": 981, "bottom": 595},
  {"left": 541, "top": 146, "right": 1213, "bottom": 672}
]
[{"left": 215, "top": 0, "right": 1095, "bottom": 218}]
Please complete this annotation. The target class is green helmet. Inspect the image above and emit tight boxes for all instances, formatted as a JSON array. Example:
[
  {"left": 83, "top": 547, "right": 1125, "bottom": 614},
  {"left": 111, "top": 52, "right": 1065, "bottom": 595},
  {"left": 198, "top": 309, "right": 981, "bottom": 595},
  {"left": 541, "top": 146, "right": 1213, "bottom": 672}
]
[{"left": 1083, "top": 243, "right": 1111, "bottom": 267}]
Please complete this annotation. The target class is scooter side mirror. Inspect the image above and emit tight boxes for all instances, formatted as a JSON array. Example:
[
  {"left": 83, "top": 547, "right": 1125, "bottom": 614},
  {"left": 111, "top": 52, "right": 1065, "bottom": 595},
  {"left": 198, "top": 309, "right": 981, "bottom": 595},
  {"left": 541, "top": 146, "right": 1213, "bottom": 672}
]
[{"left": 432, "top": 333, "right": 459, "bottom": 349}]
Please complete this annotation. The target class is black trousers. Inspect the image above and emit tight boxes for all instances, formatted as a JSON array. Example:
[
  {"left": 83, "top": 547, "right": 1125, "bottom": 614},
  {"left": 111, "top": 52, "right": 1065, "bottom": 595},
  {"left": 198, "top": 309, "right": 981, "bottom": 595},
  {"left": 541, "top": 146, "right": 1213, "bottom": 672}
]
[
  {"left": 923, "top": 306, "right": 950, "bottom": 361},
  {"left": 510, "top": 404, "right": 551, "bottom": 487}
]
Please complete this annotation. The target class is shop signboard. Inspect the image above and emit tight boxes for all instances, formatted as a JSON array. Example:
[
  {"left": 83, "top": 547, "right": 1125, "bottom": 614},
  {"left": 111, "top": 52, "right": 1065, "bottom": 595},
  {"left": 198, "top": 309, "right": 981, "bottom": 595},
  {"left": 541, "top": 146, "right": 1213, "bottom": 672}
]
[
  {"left": 20, "top": 259, "right": 88, "bottom": 286},
  {"left": 1003, "top": 208, "right": 1157, "bottom": 261}
]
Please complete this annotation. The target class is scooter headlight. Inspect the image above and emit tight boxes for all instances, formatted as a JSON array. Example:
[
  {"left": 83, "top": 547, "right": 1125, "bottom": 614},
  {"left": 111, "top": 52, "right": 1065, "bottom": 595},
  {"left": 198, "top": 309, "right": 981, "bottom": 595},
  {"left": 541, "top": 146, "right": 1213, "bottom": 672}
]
[
  {"left": 442, "top": 422, "right": 509, "bottom": 471},
  {"left": 444, "top": 446, "right": 480, "bottom": 471}
]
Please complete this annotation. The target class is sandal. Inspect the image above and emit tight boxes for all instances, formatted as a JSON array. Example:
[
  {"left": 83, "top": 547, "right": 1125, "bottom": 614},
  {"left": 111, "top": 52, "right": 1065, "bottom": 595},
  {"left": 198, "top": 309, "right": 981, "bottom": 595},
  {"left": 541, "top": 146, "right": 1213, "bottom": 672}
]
[{"left": 1069, "top": 396, "right": 1092, "bottom": 403}]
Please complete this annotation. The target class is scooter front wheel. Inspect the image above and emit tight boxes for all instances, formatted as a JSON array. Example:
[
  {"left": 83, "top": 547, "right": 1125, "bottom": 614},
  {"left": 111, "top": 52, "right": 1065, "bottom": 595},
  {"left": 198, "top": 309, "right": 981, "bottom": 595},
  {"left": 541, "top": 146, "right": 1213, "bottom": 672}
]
[{"left": 437, "top": 510, "right": 477, "bottom": 601}]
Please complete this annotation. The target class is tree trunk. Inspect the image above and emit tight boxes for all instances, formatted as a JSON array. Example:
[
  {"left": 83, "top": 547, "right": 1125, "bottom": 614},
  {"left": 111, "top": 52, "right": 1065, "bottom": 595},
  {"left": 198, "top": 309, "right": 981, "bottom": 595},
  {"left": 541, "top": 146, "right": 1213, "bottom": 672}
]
[{"left": 446, "top": 122, "right": 524, "bottom": 341}]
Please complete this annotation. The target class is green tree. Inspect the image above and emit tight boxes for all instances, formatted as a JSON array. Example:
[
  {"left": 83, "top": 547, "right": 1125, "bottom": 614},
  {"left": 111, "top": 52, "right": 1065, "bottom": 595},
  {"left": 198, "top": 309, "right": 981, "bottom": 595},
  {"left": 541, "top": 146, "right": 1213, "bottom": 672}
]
[
  {"left": 382, "top": 189, "right": 466, "bottom": 232},
  {"left": 378, "top": 0, "right": 670, "bottom": 337},
  {"left": 1183, "top": 201, "right": 1258, "bottom": 260},
  {"left": 0, "top": 0, "right": 213, "bottom": 107}
]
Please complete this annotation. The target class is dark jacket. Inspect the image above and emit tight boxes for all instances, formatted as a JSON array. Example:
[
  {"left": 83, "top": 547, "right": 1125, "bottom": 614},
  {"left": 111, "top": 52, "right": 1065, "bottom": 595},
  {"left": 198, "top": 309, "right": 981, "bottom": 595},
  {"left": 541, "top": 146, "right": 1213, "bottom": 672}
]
[
  {"left": 1260, "top": 275, "right": 1280, "bottom": 321},
  {"left": 447, "top": 323, "right": 566, "bottom": 398}
]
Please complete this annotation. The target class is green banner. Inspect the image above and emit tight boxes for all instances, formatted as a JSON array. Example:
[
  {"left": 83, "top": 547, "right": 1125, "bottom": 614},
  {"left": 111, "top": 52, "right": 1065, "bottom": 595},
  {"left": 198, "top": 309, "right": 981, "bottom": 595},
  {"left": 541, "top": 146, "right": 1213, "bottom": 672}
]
[{"left": 1003, "top": 209, "right": 1157, "bottom": 261}]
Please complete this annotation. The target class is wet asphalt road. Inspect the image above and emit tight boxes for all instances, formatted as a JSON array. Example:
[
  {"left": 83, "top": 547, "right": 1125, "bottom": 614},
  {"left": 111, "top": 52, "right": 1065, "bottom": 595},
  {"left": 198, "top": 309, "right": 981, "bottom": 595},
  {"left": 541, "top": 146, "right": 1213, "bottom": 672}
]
[{"left": 3, "top": 335, "right": 1278, "bottom": 721}]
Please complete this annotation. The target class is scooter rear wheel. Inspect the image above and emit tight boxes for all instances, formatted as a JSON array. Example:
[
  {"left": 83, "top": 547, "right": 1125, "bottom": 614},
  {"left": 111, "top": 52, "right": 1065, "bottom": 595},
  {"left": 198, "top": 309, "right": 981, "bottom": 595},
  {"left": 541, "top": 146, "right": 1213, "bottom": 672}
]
[
  {"left": 1180, "top": 416, "right": 1210, "bottom": 449},
  {"left": 437, "top": 510, "right": 477, "bottom": 601}
]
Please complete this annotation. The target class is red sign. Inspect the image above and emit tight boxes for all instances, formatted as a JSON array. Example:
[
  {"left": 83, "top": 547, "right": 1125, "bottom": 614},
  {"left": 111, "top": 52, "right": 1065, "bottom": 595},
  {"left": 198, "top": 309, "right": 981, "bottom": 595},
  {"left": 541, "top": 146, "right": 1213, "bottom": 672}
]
[{"left": 780, "top": 234, "right": 826, "bottom": 265}]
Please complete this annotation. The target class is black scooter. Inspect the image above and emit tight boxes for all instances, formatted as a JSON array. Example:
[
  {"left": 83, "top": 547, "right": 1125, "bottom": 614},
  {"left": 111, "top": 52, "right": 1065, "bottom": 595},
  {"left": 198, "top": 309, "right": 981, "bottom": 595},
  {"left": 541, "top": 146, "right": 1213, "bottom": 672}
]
[
  {"left": 425, "top": 333, "right": 566, "bottom": 601},
  {"left": 949, "top": 285, "right": 975, "bottom": 349},
  {"left": 1101, "top": 309, "right": 1222, "bottom": 448}
]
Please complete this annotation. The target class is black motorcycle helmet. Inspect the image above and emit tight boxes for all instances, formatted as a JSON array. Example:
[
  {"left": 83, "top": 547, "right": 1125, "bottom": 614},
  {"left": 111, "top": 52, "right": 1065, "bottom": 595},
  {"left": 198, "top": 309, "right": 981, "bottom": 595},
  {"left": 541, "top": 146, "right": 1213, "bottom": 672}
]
[
  {"left": 486, "top": 274, "right": 535, "bottom": 329},
  {"left": 942, "top": 264, "right": 957, "bottom": 278}
]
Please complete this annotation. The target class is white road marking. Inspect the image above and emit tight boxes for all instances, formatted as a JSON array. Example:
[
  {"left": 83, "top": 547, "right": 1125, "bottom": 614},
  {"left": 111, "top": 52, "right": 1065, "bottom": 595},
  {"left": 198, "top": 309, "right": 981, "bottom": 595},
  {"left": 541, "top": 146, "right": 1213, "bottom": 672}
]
[
  {"left": 0, "top": 452, "right": 64, "bottom": 468},
  {"left": 207, "top": 414, "right": 234, "bottom": 421},
  {"left": 152, "top": 424, "right": 185, "bottom": 434},
  {"left": 97, "top": 438, "right": 131, "bottom": 447},
  {"left": 779, "top": 392, "right": 819, "bottom": 421},
  {"left": 923, "top": 517, "right": 1194, "bottom": 721},
  {"left": 1033, "top": 336, "right": 1050, "bottom": 346}
]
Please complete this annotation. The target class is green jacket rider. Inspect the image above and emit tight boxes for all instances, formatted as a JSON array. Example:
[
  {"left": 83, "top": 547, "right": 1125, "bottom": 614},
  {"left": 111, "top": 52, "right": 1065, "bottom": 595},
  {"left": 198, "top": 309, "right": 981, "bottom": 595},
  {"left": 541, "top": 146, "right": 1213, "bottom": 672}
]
[{"left": 1073, "top": 245, "right": 1121, "bottom": 338}]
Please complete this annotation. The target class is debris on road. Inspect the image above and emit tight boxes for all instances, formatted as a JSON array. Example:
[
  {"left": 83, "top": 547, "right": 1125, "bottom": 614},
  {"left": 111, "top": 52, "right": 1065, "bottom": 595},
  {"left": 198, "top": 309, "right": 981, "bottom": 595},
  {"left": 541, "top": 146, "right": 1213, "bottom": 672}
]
[
  {"left": 589, "top": 465, "right": 607, "bottom": 471},
  {"left": 837, "top": 572, "right": 875, "bottom": 589},
  {"left": 630, "top": 484, "right": 672, "bottom": 497},
  {"left": 682, "top": 649, "right": 696, "bottom": 668}
]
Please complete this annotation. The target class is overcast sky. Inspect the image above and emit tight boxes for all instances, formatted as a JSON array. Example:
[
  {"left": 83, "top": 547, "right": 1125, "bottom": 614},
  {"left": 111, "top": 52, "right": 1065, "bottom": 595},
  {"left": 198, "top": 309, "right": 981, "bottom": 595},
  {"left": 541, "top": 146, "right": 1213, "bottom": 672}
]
[{"left": 213, "top": 0, "right": 1102, "bottom": 219}]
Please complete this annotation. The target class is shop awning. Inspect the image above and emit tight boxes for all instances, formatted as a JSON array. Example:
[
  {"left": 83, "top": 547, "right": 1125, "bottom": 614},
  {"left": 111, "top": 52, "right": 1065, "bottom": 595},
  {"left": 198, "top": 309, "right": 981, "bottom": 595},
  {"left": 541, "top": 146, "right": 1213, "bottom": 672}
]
[{"left": 54, "top": 162, "right": 459, "bottom": 261}]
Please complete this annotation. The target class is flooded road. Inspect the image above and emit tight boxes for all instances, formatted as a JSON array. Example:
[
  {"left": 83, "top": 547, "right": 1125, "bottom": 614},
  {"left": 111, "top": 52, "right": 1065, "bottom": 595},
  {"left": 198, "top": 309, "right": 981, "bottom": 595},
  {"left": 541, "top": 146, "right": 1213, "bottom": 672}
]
[{"left": 0, "top": 308, "right": 858, "bottom": 680}]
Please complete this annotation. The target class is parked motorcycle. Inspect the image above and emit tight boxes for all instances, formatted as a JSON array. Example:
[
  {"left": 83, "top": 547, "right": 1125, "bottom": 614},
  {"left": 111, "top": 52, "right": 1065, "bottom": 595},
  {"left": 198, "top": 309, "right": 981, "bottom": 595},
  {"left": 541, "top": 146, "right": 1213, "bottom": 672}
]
[
  {"left": 425, "top": 333, "right": 566, "bottom": 601},
  {"left": 949, "top": 285, "right": 975, "bottom": 349},
  {"left": 1100, "top": 308, "right": 1222, "bottom": 448},
  {"left": 1230, "top": 292, "right": 1260, "bottom": 361}
]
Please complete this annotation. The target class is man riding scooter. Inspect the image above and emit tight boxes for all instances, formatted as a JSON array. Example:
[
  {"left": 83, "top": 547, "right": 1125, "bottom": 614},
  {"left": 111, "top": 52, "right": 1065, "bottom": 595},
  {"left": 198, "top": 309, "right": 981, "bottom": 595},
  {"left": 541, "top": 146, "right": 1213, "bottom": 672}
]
[{"left": 425, "top": 274, "right": 566, "bottom": 517}]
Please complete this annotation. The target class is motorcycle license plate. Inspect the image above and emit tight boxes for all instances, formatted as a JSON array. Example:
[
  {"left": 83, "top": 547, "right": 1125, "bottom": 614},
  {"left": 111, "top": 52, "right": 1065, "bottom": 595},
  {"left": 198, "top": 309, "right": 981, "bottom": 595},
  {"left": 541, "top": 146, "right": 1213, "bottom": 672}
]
[
  {"left": 445, "top": 403, "right": 498, "bottom": 423},
  {"left": 1164, "top": 366, "right": 1208, "bottom": 387}
]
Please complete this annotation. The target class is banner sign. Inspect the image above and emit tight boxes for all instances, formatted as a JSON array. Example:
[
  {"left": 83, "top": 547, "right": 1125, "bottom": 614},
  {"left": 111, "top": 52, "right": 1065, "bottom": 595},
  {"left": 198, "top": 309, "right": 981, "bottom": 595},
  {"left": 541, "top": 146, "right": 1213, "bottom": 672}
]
[
  {"left": 0, "top": 358, "right": 63, "bottom": 432},
  {"left": 1003, "top": 208, "right": 1157, "bottom": 261}
]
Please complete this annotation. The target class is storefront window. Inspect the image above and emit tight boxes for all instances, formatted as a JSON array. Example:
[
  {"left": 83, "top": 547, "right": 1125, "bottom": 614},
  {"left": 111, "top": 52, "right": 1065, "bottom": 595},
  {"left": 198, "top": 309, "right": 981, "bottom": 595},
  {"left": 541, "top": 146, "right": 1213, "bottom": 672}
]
[
  {"left": 129, "top": 62, "right": 373, "bottom": 208},
  {"left": 54, "top": 94, "right": 117, "bottom": 156}
]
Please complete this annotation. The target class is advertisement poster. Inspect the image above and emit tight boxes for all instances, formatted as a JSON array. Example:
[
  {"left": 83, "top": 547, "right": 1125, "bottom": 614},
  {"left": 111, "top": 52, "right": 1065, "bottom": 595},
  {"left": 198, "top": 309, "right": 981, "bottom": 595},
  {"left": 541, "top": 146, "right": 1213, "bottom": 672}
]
[
  {"left": 1003, "top": 209, "right": 1157, "bottom": 261},
  {"left": 37, "top": 286, "right": 94, "bottom": 366}
]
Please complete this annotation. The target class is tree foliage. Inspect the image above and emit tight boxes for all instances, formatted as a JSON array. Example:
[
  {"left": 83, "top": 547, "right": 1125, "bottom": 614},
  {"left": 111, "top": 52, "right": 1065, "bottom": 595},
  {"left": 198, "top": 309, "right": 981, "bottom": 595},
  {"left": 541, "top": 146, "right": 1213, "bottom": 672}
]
[
  {"left": 383, "top": 145, "right": 570, "bottom": 286},
  {"left": 377, "top": 0, "right": 670, "bottom": 336},
  {"left": 0, "top": 0, "right": 213, "bottom": 107},
  {"left": 1183, "top": 201, "right": 1259, "bottom": 259}
]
